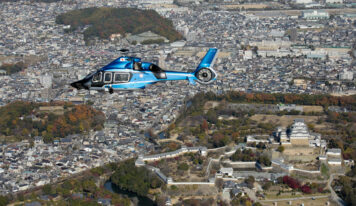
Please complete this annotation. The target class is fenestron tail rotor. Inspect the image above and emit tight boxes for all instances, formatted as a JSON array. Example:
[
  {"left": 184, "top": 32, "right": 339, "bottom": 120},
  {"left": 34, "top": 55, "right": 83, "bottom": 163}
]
[{"left": 196, "top": 67, "right": 213, "bottom": 83}]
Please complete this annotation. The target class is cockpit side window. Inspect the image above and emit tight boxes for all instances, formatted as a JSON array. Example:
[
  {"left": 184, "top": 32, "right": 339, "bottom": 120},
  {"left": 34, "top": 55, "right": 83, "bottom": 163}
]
[
  {"left": 104, "top": 72, "right": 112, "bottom": 83},
  {"left": 133, "top": 62, "right": 142, "bottom": 71},
  {"left": 92, "top": 72, "right": 102, "bottom": 82}
]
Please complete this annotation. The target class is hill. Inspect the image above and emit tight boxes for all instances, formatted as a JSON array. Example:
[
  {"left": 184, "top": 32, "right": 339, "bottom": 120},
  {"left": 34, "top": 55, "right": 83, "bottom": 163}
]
[
  {"left": 55, "top": 7, "right": 183, "bottom": 43},
  {"left": 0, "top": 101, "right": 105, "bottom": 143}
]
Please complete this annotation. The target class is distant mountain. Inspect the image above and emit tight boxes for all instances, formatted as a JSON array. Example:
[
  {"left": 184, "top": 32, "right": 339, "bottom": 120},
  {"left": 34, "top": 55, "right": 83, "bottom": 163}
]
[{"left": 56, "top": 7, "right": 183, "bottom": 44}]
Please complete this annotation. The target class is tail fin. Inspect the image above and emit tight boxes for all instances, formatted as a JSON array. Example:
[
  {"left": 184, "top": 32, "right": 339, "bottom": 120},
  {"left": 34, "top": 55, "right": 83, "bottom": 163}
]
[
  {"left": 195, "top": 48, "right": 219, "bottom": 73},
  {"left": 192, "top": 48, "right": 218, "bottom": 84}
]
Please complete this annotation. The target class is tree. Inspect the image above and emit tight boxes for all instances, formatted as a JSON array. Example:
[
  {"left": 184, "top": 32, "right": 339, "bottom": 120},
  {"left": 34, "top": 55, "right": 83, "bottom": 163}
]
[
  {"left": 82, "top": 179, "right": 97, "bottom": 193},
  {"left": 256, "top": 142, "right": 266, "bottom": 149},
  {"left": 276, "top": 146, "right": 284, "bottom": 153},
  {"left": 230, "top": 149, "right": 256, "bottom": 162},
  {"left": 212, "top": 132, "right": 225, "bottom": 147},
  {"left": 257, "top": 155, "right": 271, "bottom": 166},
  {"left": 178, "top": 163, "right": 189, "bottom": 171},
  {"left": 301, "top": 184, "right": 312, "bottom": 194},
  {"left": 283, "top": 176, "right": 300, "bottom": 189},
  {"left": 0, "top": 196, "right": 9, "bottom": 206},
  {"left": 111, "top": 159, "right": 161, "bottom": 196},
  {"left": 168, "top": 123, "right": 175, "bottom": 131},
  {"left": 205, "top": 109, "right": 218, "bottom": 124},
  {"left": 17, "top": 193, "right": 24, "bottom": 201},
  {"left": 262, "top": 181, "right": 272, "bottom": 190},
  {"left": 307, "top": 123, "right": 315, "bottom": 131},
  {"left": 245, "top": 176, "right": 255, "bottom": 189},
  {"left": 150, "top": 177, "right": 162, "bottom": 189},
  {"left": 42, "top": 184, "right": 53, "bottom": 195},
  {"left": 201, "top": 119, "right": 209, "bottom": 131},
  {"left": 321, "top": 163, "right": 329, "bottom": 177}
]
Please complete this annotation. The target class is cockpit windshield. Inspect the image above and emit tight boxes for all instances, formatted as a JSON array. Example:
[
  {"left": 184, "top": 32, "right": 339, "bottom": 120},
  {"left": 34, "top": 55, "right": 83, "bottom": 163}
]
[
  {"left": 149, "top": 64, "right": 163, "bottom": 72},
  {"left": 92, "top": 72, "right": 102, "bottom": 82},
  {"left": 85, "top": 71, "right": 97, "bottom": 79}
]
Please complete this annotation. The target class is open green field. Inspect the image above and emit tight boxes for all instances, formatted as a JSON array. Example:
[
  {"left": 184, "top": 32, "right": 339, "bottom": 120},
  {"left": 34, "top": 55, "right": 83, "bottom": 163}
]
[
  {"left": 262, "top": 196, "right": 334, "bottom": 206},
  {"left": 250, "top": 114, "right": 322, "bottom": 127}
]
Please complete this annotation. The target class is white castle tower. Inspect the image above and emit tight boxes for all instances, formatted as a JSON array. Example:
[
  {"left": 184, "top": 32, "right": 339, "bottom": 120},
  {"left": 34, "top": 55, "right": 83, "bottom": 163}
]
[{"left": 289, "top": 119, "right": 310, "bottom": 145}]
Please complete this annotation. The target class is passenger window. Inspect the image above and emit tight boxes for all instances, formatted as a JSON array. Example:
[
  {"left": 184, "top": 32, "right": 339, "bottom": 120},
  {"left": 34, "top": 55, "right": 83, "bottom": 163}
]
[
  {"left": 104, "top": 72, "right": 112, "bottom": 83},
  {"left": 92, "top": 72, "right": 102, "bottom": 82},
  {"left": 114, "top": 73, "right": 130, "bottom": 82}
]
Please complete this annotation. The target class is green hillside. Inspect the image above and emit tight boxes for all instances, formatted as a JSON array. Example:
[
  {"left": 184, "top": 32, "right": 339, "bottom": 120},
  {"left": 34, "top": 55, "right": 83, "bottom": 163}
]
[
  {"left": 56, "top": 7, "right": 183, "bottom": 43},
  {"left": 0, "top": 62, "right": 25, "bottom": 75},
  {"left": 0, "top": 101, "right": 105, "bottom": 143}
]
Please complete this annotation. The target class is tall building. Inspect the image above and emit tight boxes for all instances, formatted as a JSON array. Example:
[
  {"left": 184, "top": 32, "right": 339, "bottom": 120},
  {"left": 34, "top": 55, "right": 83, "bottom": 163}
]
[
  {"left": 40, "top": 75, "right": 52, "bottom": 89},
  {"left": 302, "top": 10, "right": 329, "bottom": 20},
  {"left": 339, "top": 70, "right": 353, "bottom": 80}
]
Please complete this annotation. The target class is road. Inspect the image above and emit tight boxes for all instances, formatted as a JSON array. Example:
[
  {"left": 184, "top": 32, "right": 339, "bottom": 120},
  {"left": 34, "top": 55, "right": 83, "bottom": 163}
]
[
  {"left": 260, "top": 195, "right": 329, "bottom": 202},
  {"left": 246, "top": 8, "right": 356, "bottom": 15},
  {"left": 244, "top": 188, "right": 258, "bottom": 202}
]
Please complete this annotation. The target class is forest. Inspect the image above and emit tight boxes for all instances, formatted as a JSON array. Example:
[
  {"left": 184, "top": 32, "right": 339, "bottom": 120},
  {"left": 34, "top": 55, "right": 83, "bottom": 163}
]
[
  {"left": 177, "top": 91, "right": 356, "bottom": 128},
  {"left": 110, "top": 159, "right": 163, "bottom": 196},
  {"left": 190, "top": 91, "right": 356, "bottom": 110},
  {"left": 0, "top": 62, "right": 26, "bottom": 75},
  {"left": 230, "top": 148, "right": 271, "bottom": 166},
  {"left": 5, "top": 162, "right": 132, "bottom": 206},
  {"left": 56, "top": 7, "right": 183, "bottom": 43},
  {"left": 0, "top": 101, "right": 105, "bottom": 143}
]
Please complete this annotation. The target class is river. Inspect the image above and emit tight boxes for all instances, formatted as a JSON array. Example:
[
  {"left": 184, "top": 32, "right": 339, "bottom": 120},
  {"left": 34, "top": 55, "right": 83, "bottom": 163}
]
[{"left": 104, "top": 181, "right": 156, "bottom": 206}]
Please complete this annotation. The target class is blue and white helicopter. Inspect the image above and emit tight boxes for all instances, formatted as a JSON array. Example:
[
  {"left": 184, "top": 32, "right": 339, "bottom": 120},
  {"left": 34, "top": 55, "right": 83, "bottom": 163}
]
[{"left": 71, "top": 48, "right": 218, "bottom": 94}]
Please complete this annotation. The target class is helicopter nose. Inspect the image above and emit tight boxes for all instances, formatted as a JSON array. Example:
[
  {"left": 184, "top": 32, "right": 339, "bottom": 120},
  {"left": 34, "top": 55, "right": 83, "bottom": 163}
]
[
  {"left": 70, "top": 81, "right": 82, "bottom": 90},
  {"left": 71, "top": 79, "right": 88, "bottom": 90}
]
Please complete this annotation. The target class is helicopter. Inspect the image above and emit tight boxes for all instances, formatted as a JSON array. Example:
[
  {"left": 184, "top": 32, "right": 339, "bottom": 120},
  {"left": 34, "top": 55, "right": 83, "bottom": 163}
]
[{"left": 70, "top": 48, "right": 218, "bottom": 94}]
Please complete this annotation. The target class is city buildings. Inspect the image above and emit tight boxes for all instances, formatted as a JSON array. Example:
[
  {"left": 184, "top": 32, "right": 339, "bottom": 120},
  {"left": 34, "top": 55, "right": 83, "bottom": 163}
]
[{"left": 302, "top": 10, "right": 330, "bottom": 19}]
